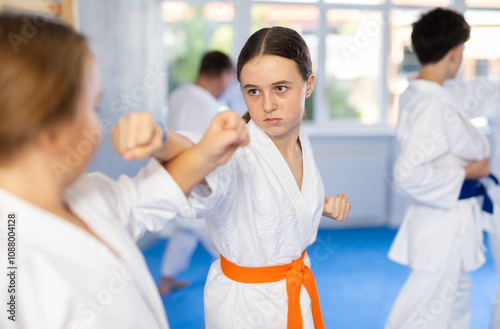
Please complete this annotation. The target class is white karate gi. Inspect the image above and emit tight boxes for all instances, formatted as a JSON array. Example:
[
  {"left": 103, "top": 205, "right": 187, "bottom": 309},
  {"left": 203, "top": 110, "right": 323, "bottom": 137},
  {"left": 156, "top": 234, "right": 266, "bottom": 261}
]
[
  {"left": 162, "top": 82, "right": 221, "bottom": 277},
  {"left": 490, "top": 230, "right": 500, "bottom": 329},
  {"left": 0, "top": 159, "right": 192, "bottom": 329},
  {"left": 386, "top": 80, "right": 490, "bottom": 329},
  {"left": 160, "top": 219, "right": 219, "bottom": 276},
  {"left": 444, "top": 79, "right": 500, "bottom": 329},
  {"left": 187, "top": 120, "right": 325, "bottom": 329},
  {"left": 488, "top": 119, "right": 500, "bottom": 328},
  {"left": 167, "top": 82, "right": 220, "bottom": 133}
]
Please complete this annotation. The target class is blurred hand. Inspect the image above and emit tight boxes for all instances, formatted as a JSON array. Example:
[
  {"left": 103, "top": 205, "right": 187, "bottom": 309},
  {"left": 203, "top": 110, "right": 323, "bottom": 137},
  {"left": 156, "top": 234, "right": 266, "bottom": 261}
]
[
  {"left": 196, "top": 110, "right": 250, "bottom": 167},
  {"left": 112, "top": 112, "right": 164, "bottom": 161},
  {"left": 465, "top": 157, "right": 490, "bottom": 180},
  {"left": 323, "top": 194, "right": 351, "bottom": 222}
]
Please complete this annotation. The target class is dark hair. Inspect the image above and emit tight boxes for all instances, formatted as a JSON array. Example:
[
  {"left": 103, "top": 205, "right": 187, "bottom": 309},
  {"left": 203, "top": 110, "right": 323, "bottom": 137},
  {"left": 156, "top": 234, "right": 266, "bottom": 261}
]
[
  {"left": 237, "top": 26, "right": 312, "bottom": 123},
  {"left": 199, "top": 51, "right": 234, "bottom": 78},
  {"left": 0, "top": 13, "right": 89, "bottom": 162},
  {"left": 237, "top": 26, "right": 312, "bottom": 82},
  {"left": 411, "top": 7, "right": 470, "bottom": 65}
]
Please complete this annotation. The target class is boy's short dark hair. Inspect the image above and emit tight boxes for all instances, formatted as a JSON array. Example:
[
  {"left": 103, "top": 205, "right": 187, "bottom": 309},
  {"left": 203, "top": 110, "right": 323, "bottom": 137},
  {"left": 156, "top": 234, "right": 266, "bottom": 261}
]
[
  {"left": 199, "top": 51, "right": 234, "bottom": 78},
  {"left": 411, "top": 7, "right": 470, "bottom": 65}
]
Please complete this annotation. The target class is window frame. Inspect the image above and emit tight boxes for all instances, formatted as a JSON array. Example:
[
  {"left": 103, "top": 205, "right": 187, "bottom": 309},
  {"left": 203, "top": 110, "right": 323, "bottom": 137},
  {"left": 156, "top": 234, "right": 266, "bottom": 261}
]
[{"left": 165, "top": 0, "right": 499, "bottom": 127}]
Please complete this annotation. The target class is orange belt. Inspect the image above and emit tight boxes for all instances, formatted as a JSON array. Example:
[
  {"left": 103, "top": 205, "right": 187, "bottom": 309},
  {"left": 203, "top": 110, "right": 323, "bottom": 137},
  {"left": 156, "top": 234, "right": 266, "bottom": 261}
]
[{"left": 220, "top": 251, "right": 325, "bottom": 329}]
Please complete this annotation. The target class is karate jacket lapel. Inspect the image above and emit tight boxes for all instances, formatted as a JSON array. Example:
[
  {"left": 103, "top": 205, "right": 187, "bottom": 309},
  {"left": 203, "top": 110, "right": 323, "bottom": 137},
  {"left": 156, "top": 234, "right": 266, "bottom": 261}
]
[
  {"left": 66, "top": 189, "right": 168, "bottom": 329},
  {"left": 247, "top": 120, "right": 313, "bottom": 242}
]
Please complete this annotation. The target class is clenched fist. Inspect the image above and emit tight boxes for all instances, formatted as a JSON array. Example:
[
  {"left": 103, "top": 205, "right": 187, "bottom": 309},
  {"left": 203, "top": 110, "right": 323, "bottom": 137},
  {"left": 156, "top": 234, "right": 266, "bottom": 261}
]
[
  {"left": 112, "top": 112, "right": 164, "bottom": 161},
  {"left": 323, "top": 194, "right": 351, "bottom": 222}
]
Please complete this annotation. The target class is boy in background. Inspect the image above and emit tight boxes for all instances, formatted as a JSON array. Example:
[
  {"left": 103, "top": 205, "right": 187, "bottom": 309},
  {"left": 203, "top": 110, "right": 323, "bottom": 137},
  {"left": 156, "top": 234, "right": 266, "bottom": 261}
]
[{"left": 386, "top": 8, "right": 497, "bottom": 329}]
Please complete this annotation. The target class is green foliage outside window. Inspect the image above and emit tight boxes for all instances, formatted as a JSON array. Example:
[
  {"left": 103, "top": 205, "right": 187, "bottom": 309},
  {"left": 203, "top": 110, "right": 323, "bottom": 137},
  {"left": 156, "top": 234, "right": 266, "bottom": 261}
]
[
  {"left": 328, "top": 77, "right": 359, "bottom": 119},
  {"left": 166, "top": 5, "right": 233, "bottom": 92}
]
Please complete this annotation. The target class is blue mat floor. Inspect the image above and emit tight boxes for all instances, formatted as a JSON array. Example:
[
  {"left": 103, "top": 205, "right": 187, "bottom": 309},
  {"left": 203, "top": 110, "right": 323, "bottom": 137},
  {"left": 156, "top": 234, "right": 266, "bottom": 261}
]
[{"left": 143, "top": 228, "right": 497, "bottom": 329}]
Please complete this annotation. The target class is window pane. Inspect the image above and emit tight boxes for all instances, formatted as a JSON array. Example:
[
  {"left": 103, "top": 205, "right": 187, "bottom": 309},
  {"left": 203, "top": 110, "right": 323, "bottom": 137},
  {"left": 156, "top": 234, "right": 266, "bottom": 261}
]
[
  {"left": 326, "top": 10, "right": 382, "bottom": 124},
  {"left": 392, "top": 0, "right": 449, "bottom": 6},
  {"left": 163, "top": 1, "right": 234, "bottom": 92},
  {"left": 466, "top": 0, "right": 500, "bottom": 8},
  {"left": 388, "top": 9, "right": 425, "bottom": 126},
  {"left": 254, "top": 0, "right": 318, "bottom": 2},
  {"left": 463, "top": 10, "right": 500, "bottom": 80},
  {"left": 387, "top": 9, "right": 500, "bottom": 127},
  {"left": 251, "top": 4, "right": 319, "bottom": 120},
  {"left": 325, "top": 0, "right": 384, "bottom": 4}
]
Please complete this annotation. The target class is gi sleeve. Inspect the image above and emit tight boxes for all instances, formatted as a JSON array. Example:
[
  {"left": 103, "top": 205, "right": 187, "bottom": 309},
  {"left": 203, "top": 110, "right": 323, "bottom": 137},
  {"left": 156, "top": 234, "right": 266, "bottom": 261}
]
[
  {"left": 72, "top": 158, "right": 195, "bottom": 241},
  {"left": 176, "top": 130, "right": 237, "bottom": 223},
  {"left": 394, "top": 99, "right": 466, "bottom": 209},
  {"left": 188, "top": 161, "right": 236, "bottom": 222},
  {"left": 445, "top": 79, "right": 500, "bottom": 121}
]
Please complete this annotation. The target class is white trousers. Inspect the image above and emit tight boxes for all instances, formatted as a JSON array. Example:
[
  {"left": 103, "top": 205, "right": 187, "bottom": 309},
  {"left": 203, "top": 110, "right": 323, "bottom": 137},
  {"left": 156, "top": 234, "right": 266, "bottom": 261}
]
[
  {"left": 489, "top": 232, "right": 500, "bottom": 329},
  {"left": 160, "top": 221, "right": 218, "bottom": 277},
  {"left": 385, "top": 242, "right": 471, "bottom": 329}
]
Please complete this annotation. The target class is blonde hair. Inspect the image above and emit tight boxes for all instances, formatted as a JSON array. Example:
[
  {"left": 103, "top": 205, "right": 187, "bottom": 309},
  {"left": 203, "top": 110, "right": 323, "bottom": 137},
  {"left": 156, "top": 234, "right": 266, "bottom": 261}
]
[{"left": 0, "top": 13, "right": 89, "bottom": 162}]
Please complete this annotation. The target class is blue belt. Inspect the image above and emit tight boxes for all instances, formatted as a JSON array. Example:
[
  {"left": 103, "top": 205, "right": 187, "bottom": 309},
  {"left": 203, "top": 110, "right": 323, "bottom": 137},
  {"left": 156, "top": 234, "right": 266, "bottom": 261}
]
[{"left": 459, "top": 174, "right": 498, "bottom": 214}]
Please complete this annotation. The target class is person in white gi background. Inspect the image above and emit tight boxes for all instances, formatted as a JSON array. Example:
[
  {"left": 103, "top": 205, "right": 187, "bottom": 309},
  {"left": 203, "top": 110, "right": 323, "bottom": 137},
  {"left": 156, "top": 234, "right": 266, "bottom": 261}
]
[
  {"left": 160, "top": 51, "right": 235, "bottom": 295},
  {"left": 385, "top": 8, "right": 496, "bottom": 329},
  {"left": 0, "top": 13, "right": 249, "bottom": 329},
  {"left": 443, "top": 77, "right": 500, "bottom": 328},
  {"left": 485, "top": 117, "right": 500, "bottom": 328}
]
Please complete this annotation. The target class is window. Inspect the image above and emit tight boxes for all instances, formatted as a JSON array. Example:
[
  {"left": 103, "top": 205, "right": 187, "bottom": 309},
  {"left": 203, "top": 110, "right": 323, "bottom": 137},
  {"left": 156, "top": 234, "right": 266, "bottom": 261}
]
[
  {"left": 466, "top": 0, "right": 500, "bottom": 8},
  {"left": 464, "top": 10, "right": 500, "bottom": 80},
  {"left": 163, "top": 0, "right": 500, "bottom": 127},
  {"left": 326, "top": 0, "right": 383, "bottom": 4},
  {"left": 326, "top": 10, "right": 382, "bottom": 124},
  {"left": 251, "top": 4, "right": 319, "bottom": 120},
  {"left": 388, "top": 9, "right": 424, "bottom": 126},
  {"left": 255, "top": 0, "right": 319, "bottom": 3},
  {"left": 163, "top": 1, "right": 234, "bottom": 92},
  {"left": 392, "top": 0, "right": 449, "bottom": 5}
]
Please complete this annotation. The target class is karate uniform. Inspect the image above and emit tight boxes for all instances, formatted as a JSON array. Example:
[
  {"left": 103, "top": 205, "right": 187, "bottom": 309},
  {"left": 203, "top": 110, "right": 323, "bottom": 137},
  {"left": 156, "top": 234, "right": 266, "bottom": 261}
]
[
  {"left": 445, "top": 79, "right": 500, "bottom": 329},
  {"left": 167, "top": 82, "right": 220, "bottom": 133},
  {"left": 490, "top": 230, "right": 500, "bottom": 329},
  {"left": 0, "top": 159, "right": 192, "bottom": 329},
  {"left": 487, "top": 119, "right": 500, "bottom": 328},
  {"left": 386, "top": 79, "right": 490, "bottom": 329},
  {"left": 162, "top": 82, "right": 221, "bottom": 278},
  {"left": 187, "top": 120, "right": 325, "bottom": 328}
]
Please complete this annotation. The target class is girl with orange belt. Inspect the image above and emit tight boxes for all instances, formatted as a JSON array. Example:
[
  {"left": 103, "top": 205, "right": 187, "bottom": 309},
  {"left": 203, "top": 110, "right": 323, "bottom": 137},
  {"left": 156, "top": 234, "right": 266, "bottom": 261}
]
[{"left": 186, "top": 26, "right": 352, "bottom": 328}]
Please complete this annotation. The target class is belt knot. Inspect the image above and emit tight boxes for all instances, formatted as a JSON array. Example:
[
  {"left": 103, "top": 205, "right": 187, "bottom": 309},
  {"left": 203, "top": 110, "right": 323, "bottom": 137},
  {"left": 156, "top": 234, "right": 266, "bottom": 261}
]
[{"left": 219, "top": 250, "right": 325, "bottom": 329}]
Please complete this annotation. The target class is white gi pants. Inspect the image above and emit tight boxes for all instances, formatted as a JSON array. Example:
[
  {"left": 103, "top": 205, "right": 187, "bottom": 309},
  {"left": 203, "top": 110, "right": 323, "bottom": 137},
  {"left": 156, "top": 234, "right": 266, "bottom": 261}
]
[
  {"left": 385, "top": 240, "right": 471, "bottom": 329},
  {"left": 490, "top": 232, "right": 500, "bottom": 329},
  {"left": 161, "top": 223, "right": 219, "bottom": 277}
]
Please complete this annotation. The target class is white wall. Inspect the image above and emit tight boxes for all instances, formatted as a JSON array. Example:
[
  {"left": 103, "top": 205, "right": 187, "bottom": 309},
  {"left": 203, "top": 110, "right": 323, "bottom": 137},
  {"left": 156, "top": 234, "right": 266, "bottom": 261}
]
[
  {"left": 307, "top": 129, "right": 408, "bottom": 229},
  {"left": 79, "top": 0, "right": 166, "bottom": 179}
]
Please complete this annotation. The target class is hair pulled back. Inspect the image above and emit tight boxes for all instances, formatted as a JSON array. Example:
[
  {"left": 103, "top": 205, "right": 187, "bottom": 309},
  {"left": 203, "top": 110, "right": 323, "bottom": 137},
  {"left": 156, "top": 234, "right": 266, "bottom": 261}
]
[{"left": 237, "top": 26, "right": 312, "bottom": 123}]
